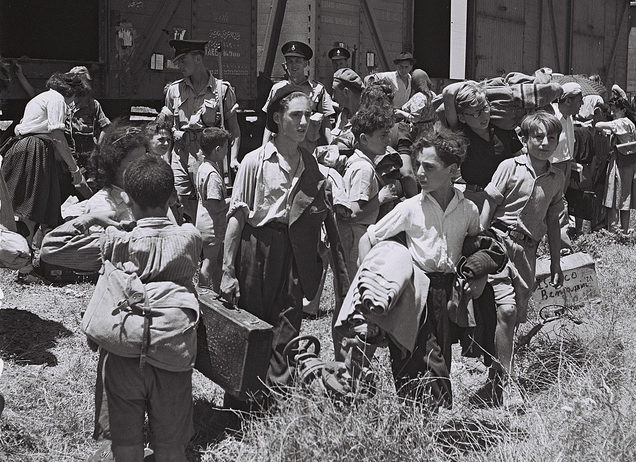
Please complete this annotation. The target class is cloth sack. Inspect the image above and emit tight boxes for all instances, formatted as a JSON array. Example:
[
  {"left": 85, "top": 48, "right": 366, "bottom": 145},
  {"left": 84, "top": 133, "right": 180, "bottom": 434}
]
[
  {"left": 82, "top": 260, "right": 200, "bottom": 371},
  {"left": 0, "top": 225, "right": 30, "bottom": 269}
]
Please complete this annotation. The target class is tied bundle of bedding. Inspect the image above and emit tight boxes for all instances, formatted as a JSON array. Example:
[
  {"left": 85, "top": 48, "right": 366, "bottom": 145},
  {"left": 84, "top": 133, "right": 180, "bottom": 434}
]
[
  {"left": 435, "top": 72, "right": 563, "bottom": 130},
  {"left": 335, "top": 240, "right": 428, "bottom": 353}
]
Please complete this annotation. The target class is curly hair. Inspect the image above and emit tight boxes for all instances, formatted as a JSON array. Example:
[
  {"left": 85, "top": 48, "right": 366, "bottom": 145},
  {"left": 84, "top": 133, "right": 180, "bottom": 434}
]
[
  {"left": 88, "top": 120, "right": 149, "bottom": 189},
  {"left": 350, "top": 105, "right": 394, "bottom": 139},
  {"left": 124, "top": 155, "right": 174, "bottom": 209},
  {"left": 45, "top": 72, "right": 90, "bottom": 98},
  {"left": 410, "top": 126, "right": 468, "bottom": 167},
  {"left": 359, "top": 79, "right": 394, "bottom": 111}
]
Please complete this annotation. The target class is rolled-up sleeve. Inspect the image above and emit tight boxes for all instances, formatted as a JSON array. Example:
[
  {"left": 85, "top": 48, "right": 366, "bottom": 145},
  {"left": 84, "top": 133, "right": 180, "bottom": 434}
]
[
  {"left": 46, "top": 95, "right": 67, "bottom": 132},
  {"left": 348, "top": 165, "right": 376, "bottom": 202},
  {"left": 227, "top": 152, "right": 258, "bottom": 219},
  {"left": 366, "top": 201, "right": 409, "bottom": 246},
  {"left": 484, "top": 160, "right": 514, "bottom": 205}
]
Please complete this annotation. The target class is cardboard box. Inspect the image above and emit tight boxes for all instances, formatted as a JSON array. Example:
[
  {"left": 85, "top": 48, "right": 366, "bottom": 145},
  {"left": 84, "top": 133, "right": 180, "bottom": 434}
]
[{"left": 533, "top": 252, "right": 600, "bottom": 308}]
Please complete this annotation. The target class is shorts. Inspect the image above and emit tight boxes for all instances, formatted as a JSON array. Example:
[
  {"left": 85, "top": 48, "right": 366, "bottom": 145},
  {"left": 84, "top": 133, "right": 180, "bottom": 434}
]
[
  {"left": 488, "top": 231, "right": 538, "bottom": 324},
  {"left": 103, "top": 352, "right": 193, "bottom": 449}
]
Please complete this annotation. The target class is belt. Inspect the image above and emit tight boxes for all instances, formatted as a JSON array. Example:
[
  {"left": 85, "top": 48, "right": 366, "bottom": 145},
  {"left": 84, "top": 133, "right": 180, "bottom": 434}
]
[
  {"left": 491, "top": 221, "right": 535, "bottom": 246},
  {"left": 464, "top": 183, "right": 486, "bottom": 193}
]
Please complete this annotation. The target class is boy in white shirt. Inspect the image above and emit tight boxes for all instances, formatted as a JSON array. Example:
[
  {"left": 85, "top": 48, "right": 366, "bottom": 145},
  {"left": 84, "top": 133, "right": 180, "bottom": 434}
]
[{"left": 357, "top": 128, "right": 480, "bottom": 408}]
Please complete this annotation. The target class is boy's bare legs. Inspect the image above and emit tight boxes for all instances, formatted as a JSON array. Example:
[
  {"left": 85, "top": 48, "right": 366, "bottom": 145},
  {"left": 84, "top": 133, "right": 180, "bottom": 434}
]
[
  {"left": 491, "top": 303, "right": 523, "bottom": 407},
  {"left": 200, "top": 244, "right": 222, "bottom": 292},
  {"left": 494, "top": 303, "right": 517, "bottom": 376}
]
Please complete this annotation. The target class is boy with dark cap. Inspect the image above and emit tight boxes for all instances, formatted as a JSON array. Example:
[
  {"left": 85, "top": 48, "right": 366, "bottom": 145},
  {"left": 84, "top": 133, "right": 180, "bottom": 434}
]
[
  {"left": 331, "top": 68, "right": 363, "bottom": 141},
  {"left": 262, "top": 40, "right": 335, "bottom": 155},
  {"left": 369, "top": 51, "right": 415, "bottom": 108},
  {"left": 158, "top": 39, "right": 241, "bottom": 221}
]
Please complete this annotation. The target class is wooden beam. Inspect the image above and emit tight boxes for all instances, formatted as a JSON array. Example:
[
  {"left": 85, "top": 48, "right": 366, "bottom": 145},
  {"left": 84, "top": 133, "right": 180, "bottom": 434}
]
[
  {"left": 361, "top": 0, "right": 390, "bottom": 71},
  {"left": 603, "top": 0, "right": 628, "bottom": 83},
  {"left": 547, "top": 0, "right": 562, "bottom": 73},
  {"left": 262, "top": 0, "right": 288, "bottom": 79}
]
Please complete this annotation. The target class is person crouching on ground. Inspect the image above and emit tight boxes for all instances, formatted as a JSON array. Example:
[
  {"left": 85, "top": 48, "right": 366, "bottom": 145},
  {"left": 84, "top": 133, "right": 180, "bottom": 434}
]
[
  {"left": 220, "top": 84, "right": 348, "bottom": 410},
  {"left": 480, "top": 111, "right": 564, "bottom": 407},
  {"left": 356, "top": 127, "right": 480, "bottom": 408},
  {"left": 196, "top": 127, "right": 231, "bottom": 291},
  {"left": 95, "top": 155, "right": 202, "bottom": 461}
]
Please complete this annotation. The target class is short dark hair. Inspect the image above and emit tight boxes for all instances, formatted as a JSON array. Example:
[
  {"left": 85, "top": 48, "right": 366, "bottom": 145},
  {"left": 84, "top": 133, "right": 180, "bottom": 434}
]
[
  {"left": 143, "top": 121, "right": 173, "bottom": 139},
  {"left": 519, "top": 111, "right": 562, "bottom": 139},
  {"left": 89, "top": 120, "right": 148, "bottom": 189},
  {"left": 411, "top": 127, "right": 468, "bottom": 167},
  {"left": 46, "top": 72, "right": 90, "bottom": 98},
  {"left": 200, "top": 127, "right": 232, "bottom": 153},
  {"left": 123, "top": 155, "right": 174, "bottom": 209},
  {"left": 351, "top": 105, "right": 394, "bottom": 139}
]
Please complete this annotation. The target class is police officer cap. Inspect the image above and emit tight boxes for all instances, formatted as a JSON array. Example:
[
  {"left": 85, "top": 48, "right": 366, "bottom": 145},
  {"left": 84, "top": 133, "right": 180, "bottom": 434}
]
[
  {"left": 328, "top": 47, "right": 350, "bottom": 61},
  {"left": 393, "top": 51, "right": 415, "bottom": 64},
  {"left": 333, "top": 68, "right": 363, "bottom": 91},
  {"left": 282, "top": 41, "right": 313, "bottom": 60},
  {"left": 169, "top": 39, "right": 207, "bottom": 60},
  {"left": 266, "top": 83, "right": 305, "bottom": 133}
]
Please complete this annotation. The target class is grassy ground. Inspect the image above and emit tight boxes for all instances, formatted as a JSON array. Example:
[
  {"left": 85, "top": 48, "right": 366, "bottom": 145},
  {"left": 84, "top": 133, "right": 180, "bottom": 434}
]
[{"left": 1, "top": 230, "right": 635, "bottom": 461}]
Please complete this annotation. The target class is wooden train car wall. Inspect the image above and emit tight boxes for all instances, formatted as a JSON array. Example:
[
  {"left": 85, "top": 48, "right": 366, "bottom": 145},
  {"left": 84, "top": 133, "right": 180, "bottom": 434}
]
[
  {"left": 106, "top": 0, "right": 257, "bottom": 103},
  {"left": 466, "top": 0, "right": 628, "bottom": 87},
  {"left": 257, "top": 0, "right": 413, "bottom": 84},
  {"left": 0, "top": 0, "right": 257, "bottom": 105}
]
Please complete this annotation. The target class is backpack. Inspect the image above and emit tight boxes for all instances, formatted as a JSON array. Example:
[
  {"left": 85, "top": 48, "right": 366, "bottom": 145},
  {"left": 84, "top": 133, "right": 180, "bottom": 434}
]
[{"left": 82, "top": 260, "right": 199, "bottom": 371}]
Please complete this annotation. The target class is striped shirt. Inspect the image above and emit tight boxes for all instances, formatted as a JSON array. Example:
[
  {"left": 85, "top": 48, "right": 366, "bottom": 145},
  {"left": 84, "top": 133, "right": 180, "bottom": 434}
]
[{"left": 100, "top": 217, "right": 202, "bottom": 287}]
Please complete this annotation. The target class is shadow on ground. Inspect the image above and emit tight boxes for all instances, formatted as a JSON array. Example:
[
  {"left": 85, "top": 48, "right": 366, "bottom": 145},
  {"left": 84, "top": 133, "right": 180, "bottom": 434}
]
[
  {"left": 0, "top": 308, "right": 72, "bottom": 366},
  {"left": 187, "top": 398, "right": 242, "bottom": 460}
]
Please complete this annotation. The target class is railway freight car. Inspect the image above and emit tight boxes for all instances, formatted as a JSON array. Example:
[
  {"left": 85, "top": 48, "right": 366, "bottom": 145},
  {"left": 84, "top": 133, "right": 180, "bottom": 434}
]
[
  {"left": 0, "top": 0, "right": 258, "bottom": 119},
  {"left": 259, "top": 0, "right": 628, "bottom": 92}
]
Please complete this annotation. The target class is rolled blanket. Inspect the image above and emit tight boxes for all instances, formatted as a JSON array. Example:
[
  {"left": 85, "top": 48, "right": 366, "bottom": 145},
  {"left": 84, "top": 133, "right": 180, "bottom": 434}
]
[
  {"left": 447, "top": 232, "right": 508, "bottom": 327},
  {"left": 335, "top": 240, "right": 428, "bottom": 353}
]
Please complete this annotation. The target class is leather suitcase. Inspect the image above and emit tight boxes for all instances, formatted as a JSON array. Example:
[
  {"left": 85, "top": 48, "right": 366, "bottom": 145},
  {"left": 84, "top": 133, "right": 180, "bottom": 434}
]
[{"left": 195, "top": 289, "right": 273, "bottom": 400}]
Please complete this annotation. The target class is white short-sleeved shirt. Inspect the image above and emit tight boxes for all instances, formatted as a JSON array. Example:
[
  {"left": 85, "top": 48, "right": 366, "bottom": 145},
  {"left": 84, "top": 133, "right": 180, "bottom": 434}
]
[
  {"left": 366, "top": 189, "right": 480, "bottom": 273},
  {"left": 343, "top": 150, "right": 380, "bottom": 226},
  {"left": 605, "top": 117, "right": 636, "bottom": 144},
  {"left": 550, "top": 103, "right": 575, "bottom": 164},
  {"left": 15, "top": 89, "right": 69, "bottom": 136}
]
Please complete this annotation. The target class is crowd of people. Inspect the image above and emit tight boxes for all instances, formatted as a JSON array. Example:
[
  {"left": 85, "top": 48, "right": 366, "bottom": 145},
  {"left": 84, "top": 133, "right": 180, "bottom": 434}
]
[{"left": 0, "top": 37, "right": 633, "bottom": 461}]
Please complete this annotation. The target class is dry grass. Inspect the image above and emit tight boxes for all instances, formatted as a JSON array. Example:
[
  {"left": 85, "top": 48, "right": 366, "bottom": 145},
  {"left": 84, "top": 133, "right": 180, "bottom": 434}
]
[{"left": 1, "top": 230, "right": 636, "bottom": 461}]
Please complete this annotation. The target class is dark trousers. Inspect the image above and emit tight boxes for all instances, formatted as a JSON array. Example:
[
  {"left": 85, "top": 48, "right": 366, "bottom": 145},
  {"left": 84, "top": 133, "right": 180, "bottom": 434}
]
[
  {"left": 230, "top": 222, "right": 303, "bottom": 399},
  {"left": 388, "top": 273, "right": 463, "bottom": 408}
]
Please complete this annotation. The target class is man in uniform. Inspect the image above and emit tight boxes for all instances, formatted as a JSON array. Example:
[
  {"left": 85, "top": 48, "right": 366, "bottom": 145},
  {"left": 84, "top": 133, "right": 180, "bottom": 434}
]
[
  {"left": 159, "top": 39, "right": 241, "bottom": 221},
  {"left": 369, "top": 51, "right": 414, "bottom": 108},
  {"left": 328, "top": 46, "right": 350, "bottom": 73},
  {"left": 262, "top": 41, "right": 335, "bottom": 154}
]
